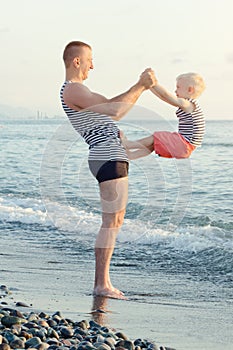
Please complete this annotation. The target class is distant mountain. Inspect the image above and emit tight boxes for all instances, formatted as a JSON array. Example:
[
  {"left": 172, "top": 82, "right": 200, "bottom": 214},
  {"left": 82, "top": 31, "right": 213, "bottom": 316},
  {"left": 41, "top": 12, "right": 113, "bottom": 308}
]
[{"left": 0, "top": 104, "right": 34, "bottom": 119}]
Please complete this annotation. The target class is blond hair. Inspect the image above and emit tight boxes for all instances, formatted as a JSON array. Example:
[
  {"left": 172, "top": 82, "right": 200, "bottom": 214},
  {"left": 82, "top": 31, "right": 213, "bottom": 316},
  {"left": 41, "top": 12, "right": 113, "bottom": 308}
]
[{"left": 177, "top": 72, "right": 205, "bottom": 98}]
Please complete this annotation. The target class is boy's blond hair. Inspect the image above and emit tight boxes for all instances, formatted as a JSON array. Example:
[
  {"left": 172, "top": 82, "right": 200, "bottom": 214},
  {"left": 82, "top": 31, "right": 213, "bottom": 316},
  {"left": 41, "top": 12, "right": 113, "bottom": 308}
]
[{"left": 177, "top": 72, "right": 205, "bottom": 98}]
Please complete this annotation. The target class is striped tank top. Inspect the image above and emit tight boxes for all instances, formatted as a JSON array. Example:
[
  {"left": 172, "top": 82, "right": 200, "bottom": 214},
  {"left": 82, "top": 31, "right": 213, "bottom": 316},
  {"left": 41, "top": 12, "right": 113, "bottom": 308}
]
[
  {"left": 176, "top": 99, "right": 205, "bottom": 147},
  {"left": 60, "top": 81, "right": 128, "bottom": 162}
]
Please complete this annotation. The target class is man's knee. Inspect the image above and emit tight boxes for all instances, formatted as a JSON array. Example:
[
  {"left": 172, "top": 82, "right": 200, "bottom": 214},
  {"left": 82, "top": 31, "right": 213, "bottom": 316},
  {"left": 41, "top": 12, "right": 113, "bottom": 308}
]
[
  {"left": 102, "top": 209, "right": 126, "bottom": 228},
  {"left": 115, "top": 210, "right": 125, "bottom": 227}
]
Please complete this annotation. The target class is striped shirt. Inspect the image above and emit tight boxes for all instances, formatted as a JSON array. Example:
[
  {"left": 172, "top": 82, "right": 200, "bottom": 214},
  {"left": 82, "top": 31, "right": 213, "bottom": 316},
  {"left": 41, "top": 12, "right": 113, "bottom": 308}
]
[
  {"left": 60, "top": 81, "right": 129, "bottom": 162},
  {"left": 176, "top": 99, "right": 205, "bottom": 147}
]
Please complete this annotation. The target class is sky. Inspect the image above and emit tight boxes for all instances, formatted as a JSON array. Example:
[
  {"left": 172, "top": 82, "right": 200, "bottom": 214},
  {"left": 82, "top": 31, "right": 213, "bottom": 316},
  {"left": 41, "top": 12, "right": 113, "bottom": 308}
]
[{"left": 0, "top": 0, "right": 233, "bottom": 120}]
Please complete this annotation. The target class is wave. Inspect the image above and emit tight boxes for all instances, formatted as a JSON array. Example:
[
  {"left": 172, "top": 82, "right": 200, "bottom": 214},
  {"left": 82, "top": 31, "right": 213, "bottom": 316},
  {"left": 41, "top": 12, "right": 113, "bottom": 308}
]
[
  {"left": 204, "top": 142, "right": 233, "bottom": 148},
  {"left": 0, "top": 195, "right": 49, "bottom": 226},
  {"left": 0, "top": 194, "right": 232, "bottom": 254},
  {"left": 1, "top": 194, "right": 232, "bottom": 288}
]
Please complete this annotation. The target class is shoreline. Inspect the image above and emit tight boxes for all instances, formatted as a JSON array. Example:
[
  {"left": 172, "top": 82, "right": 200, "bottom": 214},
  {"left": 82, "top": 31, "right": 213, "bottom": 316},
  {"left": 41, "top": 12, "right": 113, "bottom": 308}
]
[
  {"left": 1, "top": 229, "right": 233, "bottom": 350},
  {"left": 1, "top": 282, "right": 233, "bottom": 350},
  {"left": 0, "top": 285, "right": 174, "bottom": 350},
  {"left": 0, "top": 235, "right": 233, "bottom": 350}
]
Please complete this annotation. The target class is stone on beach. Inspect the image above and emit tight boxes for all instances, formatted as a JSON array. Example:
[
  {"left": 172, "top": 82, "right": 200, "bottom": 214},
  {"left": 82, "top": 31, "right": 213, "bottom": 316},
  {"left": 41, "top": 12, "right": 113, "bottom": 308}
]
[
  {"left": 15, "top": 302, "right": 30, "bottom": 308},
  {"left": 0, "top": 297, "right": 174, "bottom": 350},
  {"left": 0, "top": 344, "right": 11, "bottom": 350},
  {"left": 1, "top": 316, "right": 26, "bottom": 327}
]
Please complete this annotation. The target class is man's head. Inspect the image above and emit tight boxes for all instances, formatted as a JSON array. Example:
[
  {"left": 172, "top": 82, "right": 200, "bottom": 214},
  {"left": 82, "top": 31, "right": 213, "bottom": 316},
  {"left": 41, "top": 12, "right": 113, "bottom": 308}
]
[
  {"left": 63, "top": 41, "right": 93, "bottom": 80},
  {"left": 63, "top": 41, "right": 91, "bottom": 67}
]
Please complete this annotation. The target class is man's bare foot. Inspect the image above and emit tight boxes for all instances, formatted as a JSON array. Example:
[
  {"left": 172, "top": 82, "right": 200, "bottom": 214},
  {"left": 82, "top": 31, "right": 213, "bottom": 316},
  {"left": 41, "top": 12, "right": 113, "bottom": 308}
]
[{"left": 93, "top": 287, "right": 128, "bottom": 300}]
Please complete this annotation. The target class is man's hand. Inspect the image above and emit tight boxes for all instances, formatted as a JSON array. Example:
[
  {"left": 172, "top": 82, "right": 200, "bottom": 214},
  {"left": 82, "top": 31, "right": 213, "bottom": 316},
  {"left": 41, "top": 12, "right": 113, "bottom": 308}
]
[{"left": 139, "top": 68, "right": 157, "bottom": 89}]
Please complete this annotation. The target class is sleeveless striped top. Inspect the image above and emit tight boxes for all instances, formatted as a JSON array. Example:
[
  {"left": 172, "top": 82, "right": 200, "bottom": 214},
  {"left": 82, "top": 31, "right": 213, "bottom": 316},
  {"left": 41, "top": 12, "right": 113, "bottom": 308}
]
[
  {"left": 176, "top": 99, "right": 205, "bottom": 147},
  {"left": 60, "top": 81, "right": 129, "bottom": 162}
]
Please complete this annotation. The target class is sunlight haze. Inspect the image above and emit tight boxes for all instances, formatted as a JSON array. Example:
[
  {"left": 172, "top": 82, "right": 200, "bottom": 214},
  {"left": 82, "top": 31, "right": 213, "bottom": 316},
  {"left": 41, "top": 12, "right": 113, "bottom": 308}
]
[{"left": 0, "top": 0, "right": 233, "bottom": 120}]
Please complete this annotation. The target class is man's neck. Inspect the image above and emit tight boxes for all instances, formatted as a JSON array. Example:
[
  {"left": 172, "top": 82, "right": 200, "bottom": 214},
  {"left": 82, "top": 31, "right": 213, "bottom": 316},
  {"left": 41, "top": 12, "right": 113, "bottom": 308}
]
[{"left": 65, "top": 70, "right": 83, "bottom": 83}]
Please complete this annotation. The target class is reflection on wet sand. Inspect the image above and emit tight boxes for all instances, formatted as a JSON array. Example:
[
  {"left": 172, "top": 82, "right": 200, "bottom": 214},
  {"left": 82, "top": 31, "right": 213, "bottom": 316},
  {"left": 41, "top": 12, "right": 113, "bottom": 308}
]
[{"left": 91, "top": 296, "right": 111, "bottom": 325}]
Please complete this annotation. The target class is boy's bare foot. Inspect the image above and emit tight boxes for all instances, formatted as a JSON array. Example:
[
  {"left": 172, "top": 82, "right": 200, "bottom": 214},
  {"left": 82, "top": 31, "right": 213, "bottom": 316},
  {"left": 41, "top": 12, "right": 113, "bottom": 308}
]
[
  {"left": 119, "top": 129, "right": 132, "bottom": 149},
  {"left": 119, "top": 129, "right": 127, "bottom": 142}
]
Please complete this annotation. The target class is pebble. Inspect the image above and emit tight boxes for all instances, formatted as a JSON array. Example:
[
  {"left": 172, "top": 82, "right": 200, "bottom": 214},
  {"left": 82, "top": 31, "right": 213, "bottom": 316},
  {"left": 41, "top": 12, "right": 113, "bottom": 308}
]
[
  {"left": 1, "top": 316, "right": 26, "bottom": 327},
  {"left": 59, "top": 327, "right": 74, "bottom": 338},
  {"left": 0, "top": 344, "right": 11, "bottom": 350},
  {"left": 25, "top": 337, "right": 42, "bottom": 348},
  {"left": 10, "top": 338, "right": 25, "bottom": 349},
  {"left": 15, "top": 302, "right": 30, "bottom": 308},
  {"left": 0, "top": 292, "right": 175, "bottom": 350},
  {"left": 115, "top": 340, "right": 133, "bottom": 350},
  {"left": 36, "top": 342, "right": 50, "bottom": 350},
  {"left": 115, "top": 333, "right": 128, "bottom": 341},
  {"left": 0, "top": 287, "right": 10, "bottom": 296}
]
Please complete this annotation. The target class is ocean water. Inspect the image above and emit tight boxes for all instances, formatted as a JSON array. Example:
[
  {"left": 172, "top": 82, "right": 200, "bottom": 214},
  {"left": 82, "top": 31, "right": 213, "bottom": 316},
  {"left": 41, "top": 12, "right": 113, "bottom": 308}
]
[{"left": 0, "top": 115, "right": 233, "bottom": 349}]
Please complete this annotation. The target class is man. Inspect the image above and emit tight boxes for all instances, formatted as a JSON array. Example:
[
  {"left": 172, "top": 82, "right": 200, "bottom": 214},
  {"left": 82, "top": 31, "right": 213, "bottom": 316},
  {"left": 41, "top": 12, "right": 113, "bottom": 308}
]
[{"left": 60, "top": 41, "right": 155, "bottom": 299}]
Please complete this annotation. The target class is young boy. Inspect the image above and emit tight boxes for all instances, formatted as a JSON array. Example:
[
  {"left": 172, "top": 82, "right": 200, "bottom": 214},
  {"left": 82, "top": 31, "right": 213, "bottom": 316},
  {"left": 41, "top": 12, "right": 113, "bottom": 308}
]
[{"left": 121, "top": 72, "right": 205, "bottom": 159}]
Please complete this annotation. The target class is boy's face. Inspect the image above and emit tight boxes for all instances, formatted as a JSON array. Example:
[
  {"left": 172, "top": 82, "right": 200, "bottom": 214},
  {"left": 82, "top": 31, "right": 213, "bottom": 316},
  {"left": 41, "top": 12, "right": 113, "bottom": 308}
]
[{"left": 175, "top": 78, "right": 192, "bottom": 98}]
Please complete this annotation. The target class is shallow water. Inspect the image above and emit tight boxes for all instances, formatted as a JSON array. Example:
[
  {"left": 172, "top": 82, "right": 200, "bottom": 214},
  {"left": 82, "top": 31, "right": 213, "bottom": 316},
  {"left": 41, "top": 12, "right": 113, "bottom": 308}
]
[{"left": 0, "top": 117, "right": 233, "bottom": 349}]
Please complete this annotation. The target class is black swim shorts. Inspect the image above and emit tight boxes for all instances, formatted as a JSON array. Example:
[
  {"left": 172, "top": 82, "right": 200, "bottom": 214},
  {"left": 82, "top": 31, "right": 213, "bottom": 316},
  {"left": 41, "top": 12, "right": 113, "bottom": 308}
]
[{"left": 88, "top": 160, "right": 129, "bottom": 183}]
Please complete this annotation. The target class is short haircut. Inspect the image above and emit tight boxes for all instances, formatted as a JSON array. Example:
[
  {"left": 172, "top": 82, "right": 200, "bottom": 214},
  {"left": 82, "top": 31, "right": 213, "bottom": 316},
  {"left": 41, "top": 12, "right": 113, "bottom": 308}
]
[
  {"left": 177, "top": 72, "right": 206, "bottom": 97},
  {"left": 63, "top": 41, "right": 92, "bottom": 68}
]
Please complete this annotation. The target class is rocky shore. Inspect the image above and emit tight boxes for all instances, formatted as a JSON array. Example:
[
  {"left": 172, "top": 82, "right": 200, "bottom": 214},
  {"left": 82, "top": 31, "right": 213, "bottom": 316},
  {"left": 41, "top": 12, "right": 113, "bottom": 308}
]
[{"left": 0, "top": 286, "right": 175, "bottom": 350}]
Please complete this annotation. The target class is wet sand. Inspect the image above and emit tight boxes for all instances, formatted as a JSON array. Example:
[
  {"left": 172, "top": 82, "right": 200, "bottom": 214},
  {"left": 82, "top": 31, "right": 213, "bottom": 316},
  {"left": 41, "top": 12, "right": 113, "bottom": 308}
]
[{"left": 1, "top": 230, "right": 232, "bottom": 350}]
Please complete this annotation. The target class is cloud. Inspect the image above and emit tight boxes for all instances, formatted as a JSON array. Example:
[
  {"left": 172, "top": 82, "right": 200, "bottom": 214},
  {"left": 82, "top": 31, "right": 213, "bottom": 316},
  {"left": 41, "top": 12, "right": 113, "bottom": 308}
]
[
  {"left": 171, "top": 57, "right": 186, "bottom": 64},
  {"left": 226, "top": 53, "right": 233, "bottom": 63},
  {"left": 0, "top": 27, "right": 10, "bottom": 34},
  {"left": 168, "top": 51, "right": 188, "bottom": 65},
  {"left": 222, "top": 70, "right": 233, "bottom": 80}
]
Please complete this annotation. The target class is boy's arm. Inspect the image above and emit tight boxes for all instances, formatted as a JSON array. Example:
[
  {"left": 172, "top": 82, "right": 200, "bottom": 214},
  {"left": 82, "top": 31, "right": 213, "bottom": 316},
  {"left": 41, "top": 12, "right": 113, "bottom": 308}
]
[{"left": 150, "top": 84, "right": 194, "bottom": 113}]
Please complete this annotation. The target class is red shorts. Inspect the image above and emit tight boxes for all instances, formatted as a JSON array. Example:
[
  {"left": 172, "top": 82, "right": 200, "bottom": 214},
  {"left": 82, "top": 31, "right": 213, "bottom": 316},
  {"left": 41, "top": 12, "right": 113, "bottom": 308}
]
[{"left": 153, "top": 131, "right": 196, "bottom": 159}]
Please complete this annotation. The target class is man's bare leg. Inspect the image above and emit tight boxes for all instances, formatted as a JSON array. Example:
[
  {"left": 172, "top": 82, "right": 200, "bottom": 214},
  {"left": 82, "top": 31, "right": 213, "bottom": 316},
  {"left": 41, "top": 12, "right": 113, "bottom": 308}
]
[
  {"left": 94, "top": 223, "right": 125, "bottom": 298},
  {"left": 93, "top": 177, "right": 128, "bottom": 299}
]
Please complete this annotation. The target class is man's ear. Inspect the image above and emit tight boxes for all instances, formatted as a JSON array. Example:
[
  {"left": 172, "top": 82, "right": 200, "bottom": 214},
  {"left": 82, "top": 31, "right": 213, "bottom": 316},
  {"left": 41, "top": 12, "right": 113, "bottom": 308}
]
[{"left": 73, "top": 57, "right": 80, "bottom": 67}]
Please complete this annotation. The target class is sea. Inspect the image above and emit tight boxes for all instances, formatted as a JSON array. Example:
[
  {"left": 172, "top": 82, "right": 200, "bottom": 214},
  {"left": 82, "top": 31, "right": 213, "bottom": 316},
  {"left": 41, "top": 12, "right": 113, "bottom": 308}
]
[{"left": 0, "top": 112, "right": 233, "bottom": 350}]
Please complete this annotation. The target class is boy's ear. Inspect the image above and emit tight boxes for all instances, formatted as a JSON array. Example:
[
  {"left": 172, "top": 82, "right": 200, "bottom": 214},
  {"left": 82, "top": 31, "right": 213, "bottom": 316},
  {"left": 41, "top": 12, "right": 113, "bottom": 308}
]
[{"left": 188, "top": 86, "right": 195, "bottom": 95}]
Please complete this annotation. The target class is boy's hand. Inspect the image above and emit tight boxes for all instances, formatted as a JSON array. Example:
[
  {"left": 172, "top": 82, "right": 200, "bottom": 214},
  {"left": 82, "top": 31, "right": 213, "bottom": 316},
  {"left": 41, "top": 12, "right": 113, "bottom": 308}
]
[{"left": 139, "top": 68, "right": 157, "bottom": 89}]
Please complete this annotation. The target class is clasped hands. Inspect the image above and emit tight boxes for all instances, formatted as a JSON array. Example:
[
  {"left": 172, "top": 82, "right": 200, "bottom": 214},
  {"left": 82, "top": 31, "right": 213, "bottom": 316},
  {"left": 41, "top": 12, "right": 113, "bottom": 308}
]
[{"left": 139, "top": 68, "right": 158, "bottom": 89}]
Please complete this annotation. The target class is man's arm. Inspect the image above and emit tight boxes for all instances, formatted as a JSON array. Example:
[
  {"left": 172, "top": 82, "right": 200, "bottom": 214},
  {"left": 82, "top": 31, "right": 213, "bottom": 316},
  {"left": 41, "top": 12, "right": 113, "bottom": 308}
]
[
  {"left": 102, "top": 76, "right": 151, "bottom": 120},
  {"left": 150, "top": 84, "right": 194, "bottom": 113},
  {"left": 63, "top": 69, "right": 155, "bottom": 120},
  {"left": 63, "top": 82, "right": 108, "bottom": 109}
]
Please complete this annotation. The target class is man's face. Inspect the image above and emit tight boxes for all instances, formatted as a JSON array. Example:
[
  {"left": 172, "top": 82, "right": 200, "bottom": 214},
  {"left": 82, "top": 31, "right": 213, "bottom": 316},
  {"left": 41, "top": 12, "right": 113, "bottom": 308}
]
[{"left": 79, "top": 47, "right": 94, "bottom": 80}]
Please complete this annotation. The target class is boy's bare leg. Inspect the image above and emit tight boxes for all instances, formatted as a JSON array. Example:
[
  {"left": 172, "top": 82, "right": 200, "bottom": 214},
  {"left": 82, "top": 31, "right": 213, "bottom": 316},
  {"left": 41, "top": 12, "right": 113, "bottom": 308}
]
[
  {"left": 120, "top": 131, "right": 154, "bottom": 159},
  {"left": 126, "top": 147, "right": 153, "bottom": 160},
  {"left": 120, "top": 131, "right": 154, "bottom": 150}
]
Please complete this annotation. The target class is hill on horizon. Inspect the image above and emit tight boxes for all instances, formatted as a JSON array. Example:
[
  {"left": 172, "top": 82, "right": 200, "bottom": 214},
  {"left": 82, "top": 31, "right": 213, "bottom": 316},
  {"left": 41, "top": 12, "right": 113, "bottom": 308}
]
[{"left": 0, "top": 104, "right": 35, "bottom": 119}]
